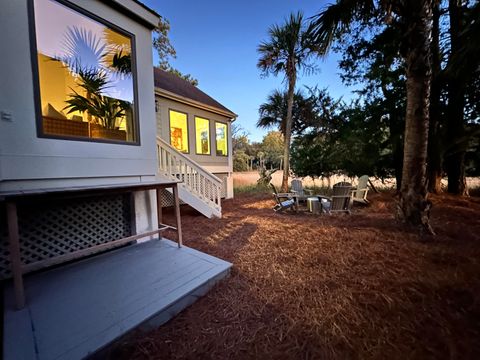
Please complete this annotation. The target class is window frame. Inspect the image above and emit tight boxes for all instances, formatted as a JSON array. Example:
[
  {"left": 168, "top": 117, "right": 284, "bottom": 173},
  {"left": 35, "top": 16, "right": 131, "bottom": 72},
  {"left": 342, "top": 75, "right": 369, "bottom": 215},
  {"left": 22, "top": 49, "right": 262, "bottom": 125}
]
[
  {"left": 194, "top": 116, "right": 211, "bottom": 156},
  {"left": 28, "top": 0, "right": 141, "bottom": 145},
  {"left": 168, "top": 108, "right": 190, "bottom": 154},
  {"left": 215, "top": 121, "right": 228, "bottom": 157}
]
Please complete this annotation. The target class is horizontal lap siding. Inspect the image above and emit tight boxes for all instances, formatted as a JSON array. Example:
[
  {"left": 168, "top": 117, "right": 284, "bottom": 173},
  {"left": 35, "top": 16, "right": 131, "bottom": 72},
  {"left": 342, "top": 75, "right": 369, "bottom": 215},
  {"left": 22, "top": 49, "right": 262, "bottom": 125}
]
[{"left": 155, "top": 96, "right": 231, "bottom": 168}]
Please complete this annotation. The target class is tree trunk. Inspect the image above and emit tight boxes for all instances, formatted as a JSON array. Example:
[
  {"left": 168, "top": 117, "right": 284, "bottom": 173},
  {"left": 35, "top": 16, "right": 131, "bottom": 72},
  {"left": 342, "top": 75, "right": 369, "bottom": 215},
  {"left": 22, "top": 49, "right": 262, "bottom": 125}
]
[
  {"left": 382, "top": 83, "right": 403, "bottom": 191},
  {"left": 427, "top": 2, "right": 443, "bottom": 194},
  {"left": 281, "top": 69, "right": 296, "bottom": 192},
  {"left": 445, "top": 152, "right": 468, "bottom": 194},
  {"left": 445, "top": 0, "right": 468, "bottom": 196},
  {"left": 389, "top": 111, "right": 403, "bottom": 191},
  {"left": 396, "top": 0, "right": 434, "bottom": 235},
  {"left": 389, "top": 118, "right": 403, "bottom": 192},
  {"left": 368, "top": 179, "right": 379, "bottom": 194}
]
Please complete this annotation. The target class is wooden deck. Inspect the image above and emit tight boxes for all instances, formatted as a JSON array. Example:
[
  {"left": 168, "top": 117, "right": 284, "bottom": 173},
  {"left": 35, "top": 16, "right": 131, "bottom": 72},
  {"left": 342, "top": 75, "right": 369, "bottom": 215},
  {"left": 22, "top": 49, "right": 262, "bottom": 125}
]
[{"left": 3, "top": 239, "right": 231, "bottom": 360}]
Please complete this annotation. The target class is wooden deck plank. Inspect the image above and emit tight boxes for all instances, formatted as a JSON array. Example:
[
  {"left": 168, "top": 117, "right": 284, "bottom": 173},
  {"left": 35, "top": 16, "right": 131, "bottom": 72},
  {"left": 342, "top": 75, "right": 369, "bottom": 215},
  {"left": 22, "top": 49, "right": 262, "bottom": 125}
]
[
  {"left": 3, "top": 307, "right": 37, "bottom": 360},
  {"left": 4, "top": 239, "right": 231, "bottom": 360},
  {"left": 32, "top": 261, "right": 213, "bottom": 358}
]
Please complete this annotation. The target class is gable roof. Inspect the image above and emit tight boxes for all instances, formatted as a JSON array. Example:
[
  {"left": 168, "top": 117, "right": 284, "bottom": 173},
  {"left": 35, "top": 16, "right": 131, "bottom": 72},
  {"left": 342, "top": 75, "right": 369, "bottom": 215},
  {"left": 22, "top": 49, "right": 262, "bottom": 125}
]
[{"left": 153, "top": 68, "right": 237, "bottom": 119}]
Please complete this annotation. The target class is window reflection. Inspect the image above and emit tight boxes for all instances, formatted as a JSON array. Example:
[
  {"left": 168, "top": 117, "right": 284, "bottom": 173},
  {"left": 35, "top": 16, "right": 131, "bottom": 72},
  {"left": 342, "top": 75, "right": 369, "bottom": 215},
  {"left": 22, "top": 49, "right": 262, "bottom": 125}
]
[
  {"left": 34, "top": 0, "right": 137, "bottom": 142},
  {"left": 169, "top": 110, "right": 188, "bottom": 153},
  {"left": 215, "top": 122, "right": 228, "bottom": 156},
  {"left": 195, "top": 117, "right": 210, "bottom": 155}
]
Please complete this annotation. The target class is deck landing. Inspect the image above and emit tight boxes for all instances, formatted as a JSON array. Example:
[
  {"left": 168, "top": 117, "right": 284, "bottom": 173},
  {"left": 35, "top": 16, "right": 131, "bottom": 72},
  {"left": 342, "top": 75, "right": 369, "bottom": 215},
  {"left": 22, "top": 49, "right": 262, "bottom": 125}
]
[{"left": 3, "top": 239, "right": 231, "bottom": 360}]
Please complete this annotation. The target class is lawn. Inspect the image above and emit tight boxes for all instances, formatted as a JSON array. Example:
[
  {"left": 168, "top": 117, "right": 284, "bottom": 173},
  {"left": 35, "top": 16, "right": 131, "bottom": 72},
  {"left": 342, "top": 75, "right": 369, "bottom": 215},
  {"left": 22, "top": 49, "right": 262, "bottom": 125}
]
[{"left": 111, "top": 190, "right": 480, "bottom": 359}]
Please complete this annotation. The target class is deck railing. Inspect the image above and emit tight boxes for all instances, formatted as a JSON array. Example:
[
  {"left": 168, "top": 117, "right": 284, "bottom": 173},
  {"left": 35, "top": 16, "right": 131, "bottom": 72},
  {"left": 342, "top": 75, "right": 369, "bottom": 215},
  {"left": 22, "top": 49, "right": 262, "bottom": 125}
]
[{"left": 156, "top": 136, "right": 222, "bottom": 215}]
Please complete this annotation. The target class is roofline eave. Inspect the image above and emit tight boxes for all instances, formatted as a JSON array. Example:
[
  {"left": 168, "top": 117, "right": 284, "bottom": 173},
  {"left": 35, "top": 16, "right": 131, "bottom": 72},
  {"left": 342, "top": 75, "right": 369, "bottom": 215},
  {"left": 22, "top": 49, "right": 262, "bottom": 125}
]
[{"left": 154, "top": 87, "right": 238, "bottom": 120}]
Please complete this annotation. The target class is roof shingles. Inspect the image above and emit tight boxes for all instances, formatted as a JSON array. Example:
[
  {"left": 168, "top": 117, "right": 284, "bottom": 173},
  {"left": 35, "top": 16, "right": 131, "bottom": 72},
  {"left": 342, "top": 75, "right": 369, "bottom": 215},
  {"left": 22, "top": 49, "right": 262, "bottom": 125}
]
[{"left": 153, "top": 68, "right": 236, "bottom": 117}]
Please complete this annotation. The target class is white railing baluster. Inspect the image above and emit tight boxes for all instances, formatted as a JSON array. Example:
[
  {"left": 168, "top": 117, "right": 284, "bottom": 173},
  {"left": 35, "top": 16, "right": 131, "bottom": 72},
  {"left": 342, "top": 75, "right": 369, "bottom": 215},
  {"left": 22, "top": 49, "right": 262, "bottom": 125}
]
[
  {"left": 180, "top": 160, "right": 183, "bottom": 182},
  {"left": 156, "top": 136, "right": 222, "bottom": 216},
  {"left": 161, "top": 148, "right": 165, "bottom": 172}
]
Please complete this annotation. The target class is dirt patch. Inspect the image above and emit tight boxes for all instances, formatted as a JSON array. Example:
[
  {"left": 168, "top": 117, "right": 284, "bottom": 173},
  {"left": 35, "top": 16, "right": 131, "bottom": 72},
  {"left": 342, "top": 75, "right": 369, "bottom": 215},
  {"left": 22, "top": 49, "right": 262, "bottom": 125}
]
[{"left": 110, "top": 191, "right": 480, "bottom": 359}]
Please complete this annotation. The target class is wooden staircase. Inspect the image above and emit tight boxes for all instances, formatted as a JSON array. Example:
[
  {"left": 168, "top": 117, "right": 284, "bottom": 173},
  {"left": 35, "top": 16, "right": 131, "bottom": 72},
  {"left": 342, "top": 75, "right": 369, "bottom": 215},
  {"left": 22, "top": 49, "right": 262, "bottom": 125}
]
[{"left": 156, "top": 137, "right": 222, "bottom": 218}]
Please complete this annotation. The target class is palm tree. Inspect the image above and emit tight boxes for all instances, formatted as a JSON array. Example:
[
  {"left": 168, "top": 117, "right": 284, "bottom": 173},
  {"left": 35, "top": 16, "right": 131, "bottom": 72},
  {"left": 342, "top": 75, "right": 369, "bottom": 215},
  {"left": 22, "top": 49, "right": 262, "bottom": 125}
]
[
  {"left": 257, "top": 89, "right": 318, "bottom": 136},
  {"left": 309, "top": 0, "right": 435, "bottom": 234},
  {"left": 257, "top": 12, "right": 317, "bottom": 191}
]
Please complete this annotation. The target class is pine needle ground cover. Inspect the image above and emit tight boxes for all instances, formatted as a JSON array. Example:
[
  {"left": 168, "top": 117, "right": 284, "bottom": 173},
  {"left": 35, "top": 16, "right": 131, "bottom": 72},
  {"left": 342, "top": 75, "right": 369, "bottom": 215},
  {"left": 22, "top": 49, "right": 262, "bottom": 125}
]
[{"left": 112, "top": 191, "right": 480, "bottom": 359}]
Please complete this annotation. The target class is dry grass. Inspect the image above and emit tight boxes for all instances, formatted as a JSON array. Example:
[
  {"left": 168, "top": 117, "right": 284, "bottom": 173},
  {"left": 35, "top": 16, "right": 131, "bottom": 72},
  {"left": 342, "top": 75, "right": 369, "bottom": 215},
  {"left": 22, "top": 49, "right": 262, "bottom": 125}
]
[
  {"left": 110, "top": 191, "right": 480, "bottom": 360},
  {"left": 233, "top": 171, "right": 480, "bottom": 192}
]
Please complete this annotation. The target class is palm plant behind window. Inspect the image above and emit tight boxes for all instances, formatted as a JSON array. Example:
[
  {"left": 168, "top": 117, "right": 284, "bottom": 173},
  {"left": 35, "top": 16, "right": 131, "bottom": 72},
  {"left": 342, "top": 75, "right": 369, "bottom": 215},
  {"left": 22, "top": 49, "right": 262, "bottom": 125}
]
[
  {"left": 64, "top": 68, "right": 129, "bottom": 129},
  {"left": 60, "top": 26, "right": 132, "bottom": 130}
]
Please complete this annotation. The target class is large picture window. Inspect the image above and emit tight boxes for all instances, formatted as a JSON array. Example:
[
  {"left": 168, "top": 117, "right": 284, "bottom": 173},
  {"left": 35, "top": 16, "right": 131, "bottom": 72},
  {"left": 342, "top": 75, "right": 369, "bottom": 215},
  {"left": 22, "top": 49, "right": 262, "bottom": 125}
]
[
  {"left": 32, "top": 0, "right": 138, "bottom": 143},
  {"left": 169, "top": 110, "right": 189, "bottom": 153},
  {"left": 195, "top": 117, "right": 210, "bottom": 155},
  {"left": 215, "top": 122, "right": 228, "bottom": 156}
]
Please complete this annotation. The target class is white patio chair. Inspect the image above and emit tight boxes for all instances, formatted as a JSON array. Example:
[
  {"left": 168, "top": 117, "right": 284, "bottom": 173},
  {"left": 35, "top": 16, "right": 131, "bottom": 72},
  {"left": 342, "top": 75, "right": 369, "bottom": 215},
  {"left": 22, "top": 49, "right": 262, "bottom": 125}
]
[
  {"left": 352, "top": 175, "right": 369, "bottom": 204},
  {"left": 318, "top": 182, "right": 353, "bottom": 214}
]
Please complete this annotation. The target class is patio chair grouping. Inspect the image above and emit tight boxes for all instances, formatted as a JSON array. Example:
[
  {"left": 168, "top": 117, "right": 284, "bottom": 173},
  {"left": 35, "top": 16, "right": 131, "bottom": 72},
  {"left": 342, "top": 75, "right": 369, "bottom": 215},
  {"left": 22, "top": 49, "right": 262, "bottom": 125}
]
[{"left": 271, "top": 175, "right": 370, "bottom": 215}]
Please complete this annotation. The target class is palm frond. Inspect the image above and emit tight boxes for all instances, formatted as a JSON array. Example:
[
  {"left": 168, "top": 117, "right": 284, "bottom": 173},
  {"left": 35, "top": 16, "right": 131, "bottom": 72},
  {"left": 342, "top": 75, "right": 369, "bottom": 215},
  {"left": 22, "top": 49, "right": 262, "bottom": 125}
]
[
  {"left": 63, "top": 89, "right": 91, "bottom": 114},
  {"left": 257, "top": 11, "right": 316, "bottom": 79},
  {"left": 308, "top": 0, "right": 376, "bottom": 54},
  {"left": 258, "top": 89, "right": 285, "bottom": 131},
  {"left": 111, "top": 50, "right": 132, "bottom": 76},
  {"left": 59, "top": 26, "right": 107, "bottom": 74},
  {"left": 445, "top": 1, "right": 480, "bottom": 78},
  {"left": 258, "top": 88, "right": 321, "bottom": 135}
]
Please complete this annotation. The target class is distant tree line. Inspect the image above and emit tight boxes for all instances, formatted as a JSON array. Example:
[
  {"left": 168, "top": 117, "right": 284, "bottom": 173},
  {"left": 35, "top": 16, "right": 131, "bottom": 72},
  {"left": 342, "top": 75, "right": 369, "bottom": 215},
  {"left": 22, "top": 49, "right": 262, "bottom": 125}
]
[
  {"left": 255, "top": 0, "right": 480, "bottom": 233},
  {"left": 232, "top": 125, "right": 284, "bottom": 172}
]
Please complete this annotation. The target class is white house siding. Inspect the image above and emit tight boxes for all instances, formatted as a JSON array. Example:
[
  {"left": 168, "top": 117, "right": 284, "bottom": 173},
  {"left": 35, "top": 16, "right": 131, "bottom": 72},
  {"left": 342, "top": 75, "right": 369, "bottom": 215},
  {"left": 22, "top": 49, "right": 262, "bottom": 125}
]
[
  {"left": 155, "top": 95, "right": 234, "bottom": 199},
  {"left": 0, "top": 0, "right": 157, "bottom": 187},
  {"left": 0, "top": 1, "right": 159, "bottom": 243}
]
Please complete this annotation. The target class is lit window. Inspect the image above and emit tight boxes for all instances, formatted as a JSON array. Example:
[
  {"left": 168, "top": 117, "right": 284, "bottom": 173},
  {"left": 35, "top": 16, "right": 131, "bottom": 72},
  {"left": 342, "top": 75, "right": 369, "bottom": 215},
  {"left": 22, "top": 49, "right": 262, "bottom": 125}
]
[
  {"left": 169, "top": 110, "right": 188, "bottom": 153},
  {"left": 215, "top": 122, "right": 228, "bottom": 156},
  {"left": 195, "top": 117, "right": 210, "bottom": 155},
  {"left": 33, "top": 0, "right": 137, "bottom": 143}
]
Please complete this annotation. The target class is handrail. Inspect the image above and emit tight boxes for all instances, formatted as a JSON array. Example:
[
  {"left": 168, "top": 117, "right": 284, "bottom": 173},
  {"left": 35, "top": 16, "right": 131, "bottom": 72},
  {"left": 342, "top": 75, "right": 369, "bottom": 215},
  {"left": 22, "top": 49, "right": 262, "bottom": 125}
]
[
  {"left": 156, "top": 136, "right": 222, "bottom": 214},
  {"left": 156, "top": 136, "right": 222, "bottom": 184}
]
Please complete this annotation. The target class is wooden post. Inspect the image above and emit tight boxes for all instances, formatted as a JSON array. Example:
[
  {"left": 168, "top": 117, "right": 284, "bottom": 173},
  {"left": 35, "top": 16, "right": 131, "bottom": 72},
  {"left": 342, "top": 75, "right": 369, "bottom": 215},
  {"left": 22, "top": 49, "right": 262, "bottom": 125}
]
[
  {"left": 129, "top": 192, "right": 137, "bottom": 237},
  {"left": 6, "top": 202, "right": 25, "bottom": 310},
  {"left": 156, "top": 188, "right": 163, "bottom": 229},
  {"left": 172, "top": 184, "right": 183, "bottom": 248}
]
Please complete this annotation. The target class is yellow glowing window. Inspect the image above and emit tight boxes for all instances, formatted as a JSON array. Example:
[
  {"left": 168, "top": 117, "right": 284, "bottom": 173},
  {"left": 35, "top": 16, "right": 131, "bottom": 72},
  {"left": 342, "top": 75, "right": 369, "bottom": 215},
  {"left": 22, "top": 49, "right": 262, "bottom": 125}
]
[
  {"left": 169, "top": 110, "right": 189, "bottom": 153},
  {"left": 215, "top": 122, "right": 228, "bottom": 156},
  {"left": 33, "top": 0, "right": 137, "bottom": 143},
  {"left": 195, "top": 117, "right": 210, "bottom": 155}
]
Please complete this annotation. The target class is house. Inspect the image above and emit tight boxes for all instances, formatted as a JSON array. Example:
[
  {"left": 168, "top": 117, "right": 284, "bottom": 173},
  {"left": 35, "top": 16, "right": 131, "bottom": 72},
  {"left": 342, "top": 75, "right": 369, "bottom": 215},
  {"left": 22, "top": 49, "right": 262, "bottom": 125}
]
[
  {"left": 154, "top": 68, "right": 237, "bottom": 218},
  {"left": 0, "top": 1, "right": 231, "bottom": 359}
]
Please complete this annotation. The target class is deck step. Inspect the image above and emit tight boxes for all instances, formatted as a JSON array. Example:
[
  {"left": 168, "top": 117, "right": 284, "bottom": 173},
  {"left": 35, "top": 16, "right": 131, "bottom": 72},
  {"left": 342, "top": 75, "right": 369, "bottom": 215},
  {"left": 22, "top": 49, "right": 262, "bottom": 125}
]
[{"left": 4, "top": 239, "right": 232, "bottom": 360}]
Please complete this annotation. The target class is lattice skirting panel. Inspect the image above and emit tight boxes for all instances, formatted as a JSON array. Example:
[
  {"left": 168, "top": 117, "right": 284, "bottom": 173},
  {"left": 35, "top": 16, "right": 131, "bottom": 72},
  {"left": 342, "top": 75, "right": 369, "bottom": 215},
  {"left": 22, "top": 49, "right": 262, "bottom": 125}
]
[
  {"left": 214, "top": 173, "right": 228, "bottom": 199},
  {"left": 0, "top": 194, "right": 132, "bottom": 280},
  {"left": 159, "top": 174, "right": 228, "bottom": 209},
  {"left": 160, "top": 189, "right": 186, "bottom": 208}
]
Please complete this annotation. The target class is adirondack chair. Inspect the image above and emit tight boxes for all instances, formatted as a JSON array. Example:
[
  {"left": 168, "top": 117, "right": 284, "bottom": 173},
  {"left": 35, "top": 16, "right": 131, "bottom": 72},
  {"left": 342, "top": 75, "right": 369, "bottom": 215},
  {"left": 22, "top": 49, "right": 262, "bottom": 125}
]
[
  {"left": 318, "top": 182, "right": 353, "bottom": 214},
  {"left": 352, "top": 175, "right": 369, "bottom": 204},
  {"left": 270, "top": 183, "right": 297, "bottom": 212},
  {"left": 290, "top": 179, "right": 313, "bottom": 202}
]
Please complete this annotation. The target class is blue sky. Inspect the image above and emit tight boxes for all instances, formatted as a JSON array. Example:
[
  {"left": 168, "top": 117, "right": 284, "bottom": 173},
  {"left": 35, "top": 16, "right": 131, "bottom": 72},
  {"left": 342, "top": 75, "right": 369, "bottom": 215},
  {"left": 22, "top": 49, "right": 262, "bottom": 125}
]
[{"left": 143, "top": 0, "right": 356, "bottom": 142}]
